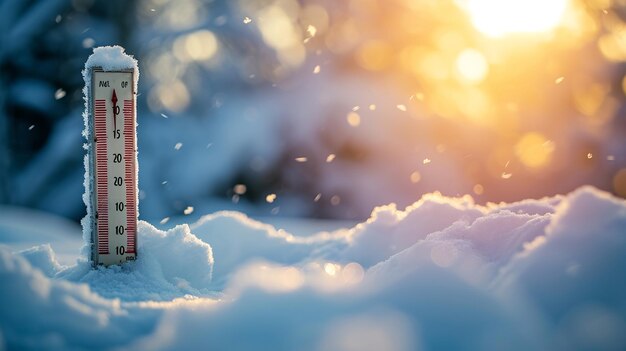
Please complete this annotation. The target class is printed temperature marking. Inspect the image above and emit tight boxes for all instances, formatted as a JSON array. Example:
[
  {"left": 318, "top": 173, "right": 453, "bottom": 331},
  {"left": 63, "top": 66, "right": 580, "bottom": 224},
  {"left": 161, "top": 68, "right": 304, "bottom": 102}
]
[{"left": 91, "top": 70, "right": 137, "bottom": 266}]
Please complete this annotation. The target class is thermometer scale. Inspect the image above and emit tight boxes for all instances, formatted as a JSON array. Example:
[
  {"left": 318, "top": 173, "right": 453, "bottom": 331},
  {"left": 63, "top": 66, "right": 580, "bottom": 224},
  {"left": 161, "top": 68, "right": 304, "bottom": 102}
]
[{"left": 85, "top": 48, "right": 138, "bottom": 266}]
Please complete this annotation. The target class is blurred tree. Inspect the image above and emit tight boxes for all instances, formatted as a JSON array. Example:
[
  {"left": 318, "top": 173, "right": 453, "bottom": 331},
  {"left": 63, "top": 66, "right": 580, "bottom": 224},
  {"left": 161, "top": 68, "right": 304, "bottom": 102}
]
[{"left": 0, "top": 0, "right": 137, "bottom": 218}]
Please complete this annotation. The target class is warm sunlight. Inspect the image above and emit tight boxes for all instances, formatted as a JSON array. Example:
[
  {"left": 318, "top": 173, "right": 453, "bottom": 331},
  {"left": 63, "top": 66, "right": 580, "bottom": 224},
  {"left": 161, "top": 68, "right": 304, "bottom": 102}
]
[{"left": 466, "top": 0, "right": 569, "bottom": 37}]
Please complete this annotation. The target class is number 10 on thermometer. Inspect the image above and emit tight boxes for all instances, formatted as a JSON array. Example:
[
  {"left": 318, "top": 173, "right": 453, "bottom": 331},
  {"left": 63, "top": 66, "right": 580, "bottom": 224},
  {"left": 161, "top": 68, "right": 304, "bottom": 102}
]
[{"left": 88, "top": 68, "right": 137, "bottom": 266}]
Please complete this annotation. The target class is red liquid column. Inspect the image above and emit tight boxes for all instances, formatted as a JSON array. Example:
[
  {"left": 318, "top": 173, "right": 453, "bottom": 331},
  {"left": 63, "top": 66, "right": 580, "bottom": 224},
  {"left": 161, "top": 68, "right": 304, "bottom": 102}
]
[
  {"left": 94, "top": 99, "right": 109, "bottom": 254},
  {"left": 124, "top": 99, "right": 136, "bottom": 254}
]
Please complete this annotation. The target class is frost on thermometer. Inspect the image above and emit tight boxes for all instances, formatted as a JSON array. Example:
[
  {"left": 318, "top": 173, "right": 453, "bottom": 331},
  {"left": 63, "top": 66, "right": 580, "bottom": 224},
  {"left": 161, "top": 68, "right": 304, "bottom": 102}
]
[{"left": 83, "top": 46, "right": 139, "bottom": 267}]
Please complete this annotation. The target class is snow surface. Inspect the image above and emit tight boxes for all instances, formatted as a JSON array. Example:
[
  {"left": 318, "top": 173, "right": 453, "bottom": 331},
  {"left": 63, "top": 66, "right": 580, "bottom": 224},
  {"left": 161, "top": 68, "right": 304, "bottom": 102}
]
[{"left": 1, "top": 186, "right": 626, "bottom": 350}]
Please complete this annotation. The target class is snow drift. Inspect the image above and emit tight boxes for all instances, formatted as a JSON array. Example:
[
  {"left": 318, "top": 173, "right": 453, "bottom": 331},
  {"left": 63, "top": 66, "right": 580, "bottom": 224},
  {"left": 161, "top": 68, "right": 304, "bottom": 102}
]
[{"left": 1, "top": 186, "right": 625, "bottom": 350}]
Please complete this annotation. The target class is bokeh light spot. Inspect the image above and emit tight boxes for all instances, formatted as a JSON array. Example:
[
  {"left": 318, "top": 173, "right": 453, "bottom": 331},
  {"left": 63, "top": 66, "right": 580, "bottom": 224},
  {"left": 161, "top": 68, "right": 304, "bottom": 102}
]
[
  {"left": 455, "top": 49, "right": 488, "bottom": 83},
  {"left": 355, "top": 40, "right": 393, "bottom": 71},
  {"left": 473, "top": 184, "right": 484, "bottom": 195},
  {"left": 466, "top": 0, "right": 569, "bottom": 37},
  {"left": 347, "top": 112, "right": 361, "bottom": 127},
  {"left": 515, "top": 132, "right": 555, "bottom": 168},
  {"left": 410, "top": 171, "right": 421, "bottom": 183},
  {"left": 173, "top": 30, "right": 218, "bottom": 62}
]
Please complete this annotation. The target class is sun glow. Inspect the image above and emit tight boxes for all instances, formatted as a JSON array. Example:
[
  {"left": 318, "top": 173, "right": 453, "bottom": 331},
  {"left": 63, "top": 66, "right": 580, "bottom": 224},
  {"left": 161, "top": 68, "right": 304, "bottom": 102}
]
[{"left": 466, "top": 0, "right": 569, "bottom": 37}]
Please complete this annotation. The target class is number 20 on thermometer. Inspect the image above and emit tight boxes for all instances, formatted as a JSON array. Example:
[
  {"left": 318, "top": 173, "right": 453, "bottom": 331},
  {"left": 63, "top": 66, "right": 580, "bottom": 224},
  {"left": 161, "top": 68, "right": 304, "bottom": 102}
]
[{"left": 88, "top": 67, "right": 138, "bottom": 266}]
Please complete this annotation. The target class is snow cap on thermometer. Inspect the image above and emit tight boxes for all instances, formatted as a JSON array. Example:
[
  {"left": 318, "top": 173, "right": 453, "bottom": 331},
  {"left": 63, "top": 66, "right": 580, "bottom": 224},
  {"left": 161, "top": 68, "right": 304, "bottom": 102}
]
[{"left": 81, "top": 46, "right": 139, "bottom": 266}]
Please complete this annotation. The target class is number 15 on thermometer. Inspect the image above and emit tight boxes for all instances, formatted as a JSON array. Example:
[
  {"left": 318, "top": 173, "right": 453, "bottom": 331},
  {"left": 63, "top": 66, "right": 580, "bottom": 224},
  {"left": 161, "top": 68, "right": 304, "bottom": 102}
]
[{"left": 88, "top": 68, "right": 138, "bottom": 266}]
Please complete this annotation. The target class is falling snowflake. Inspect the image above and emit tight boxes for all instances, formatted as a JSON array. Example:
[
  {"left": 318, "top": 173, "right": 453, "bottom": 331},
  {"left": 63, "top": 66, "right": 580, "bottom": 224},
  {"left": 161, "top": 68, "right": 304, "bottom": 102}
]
[
  {"left": 397, "top": 104, "right": 407, "bottom": 112},
  {"left": 54, "top": 89, "right": 66, "bottom": 100},
  {"left": 313, "top": 65, "right": 321, "bottom": 74},
  {"left": 266, "top": 194, "right": 277, "bottom": 203},
  {"left": 183, "top": 206, "right": 194, "bottom": 215},
  {"left": 326, "top": 154, "right": 336, "bottom": 163},
  {"left": 243, "top": 16, "right": 252, "bottom": 24},
  {"left": 295, "top": 157, "right": 308, "bottom": 162}
]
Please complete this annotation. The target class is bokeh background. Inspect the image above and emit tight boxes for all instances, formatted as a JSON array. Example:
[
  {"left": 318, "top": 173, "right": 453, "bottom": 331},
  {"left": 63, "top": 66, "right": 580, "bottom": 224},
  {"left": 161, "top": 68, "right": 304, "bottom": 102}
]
[{"left": 1, "top": 0, "right": 626, "bottom": 223}]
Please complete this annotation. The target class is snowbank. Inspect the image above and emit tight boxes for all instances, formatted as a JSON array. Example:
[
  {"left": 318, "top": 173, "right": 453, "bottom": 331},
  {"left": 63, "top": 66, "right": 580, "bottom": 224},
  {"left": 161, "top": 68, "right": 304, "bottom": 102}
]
[{"left": 1, "top": 186, "right": 625, "bottom": 350}]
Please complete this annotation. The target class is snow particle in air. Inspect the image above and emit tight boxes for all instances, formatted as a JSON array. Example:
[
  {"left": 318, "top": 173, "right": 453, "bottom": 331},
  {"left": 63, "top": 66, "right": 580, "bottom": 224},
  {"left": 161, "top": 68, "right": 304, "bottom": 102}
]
[
  {"left": 352, "top": 106, "right": 360, "bottom": 111},
  {"left": 607, "top": 155, "right": 615, "bottom": 161},
  {"left": 501, "top": 172, "right": 512, "bottom": 179},
  {"left": 266, "top": 194, "right": 277, "bottom": 203},
  {"left": 234, "top": 184, "right": 247, "bottom": 195},
  {"left": 160, "top": 217, "right": 170, "bottom": 224},
  {"left": 307, "top": 25, "right": 317, "bottom": 38},
  {"left": 295, "top": 157, "right": 308, "bottom": 162},
  {"left": 587, "top": 153, "right": 593, "bottom": 159},
  {"left": 28, "top": 125, "right": 35, "bottom": 131},
  {"left": 313, "top": 65, "right": 321, "bottom": 74},
  {"left": 369, "top": 104, "right": 376, "bottom": 111},
  {"left": 55, "top": 15, "right": 62, "bottom": 23},
  {"left": 423, "top": 158, "right": 431, "bottom": 165},
  {"left": 174, "top": 142, "right": 183, "bottom": 150},
  {"left": 397, "top": 104, "right": 407, "bottom": 112},
  {"left": 183, "top": 206, "right": 194, "bottom": 215},
  {"left": 54, "top": 88, "right": 66, "bottom": 100},
  {"left": 326, "top": 154, "right": 336, "bottom": 163},
  {"left": 160, "top": 113, "right": 169, "bottom": 118},
  {"left": 555, "top": 76, "right": 565, "bottom": 84},
  {"left": 330, "top": 195, "right": 341, "bottom": 206},
  {"left": 243, "top": 16, "right": 252, "bottom": 24},
  {"left": 347, "top": 112, "right": 361, "bottom": 127},
  {"left": 314, "top": 193, "right": 322, "bottom": 202}
]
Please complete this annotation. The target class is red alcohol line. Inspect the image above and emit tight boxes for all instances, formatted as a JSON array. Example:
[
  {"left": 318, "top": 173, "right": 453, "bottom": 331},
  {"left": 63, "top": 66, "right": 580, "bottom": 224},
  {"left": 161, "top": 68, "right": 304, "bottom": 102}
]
[
  {"left": 94, "top": 99, "right": 109, "bottom": 255},
  {"left": 123, "top": 99, "right": 137, "bottom": 254}
]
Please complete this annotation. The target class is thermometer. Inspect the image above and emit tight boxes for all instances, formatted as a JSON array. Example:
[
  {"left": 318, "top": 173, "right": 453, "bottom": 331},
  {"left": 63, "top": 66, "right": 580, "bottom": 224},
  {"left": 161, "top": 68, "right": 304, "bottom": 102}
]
[{"left": 85, "top": 48, "right": 138, "bottom": 266}]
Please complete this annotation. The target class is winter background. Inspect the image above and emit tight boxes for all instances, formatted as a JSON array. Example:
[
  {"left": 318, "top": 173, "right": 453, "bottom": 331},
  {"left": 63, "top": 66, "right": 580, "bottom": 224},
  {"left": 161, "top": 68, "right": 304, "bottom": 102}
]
[{"left": 1, "top": 0, "right": 626, "bottom": 350}]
